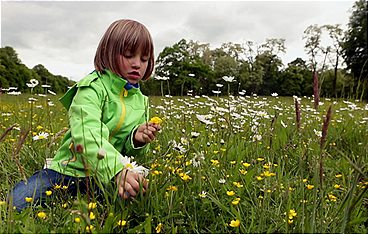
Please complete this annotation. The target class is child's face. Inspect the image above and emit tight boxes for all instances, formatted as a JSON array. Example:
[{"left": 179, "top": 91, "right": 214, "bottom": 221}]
[{"left": 118, "top": 48, "right": 149, "bottom": 84}]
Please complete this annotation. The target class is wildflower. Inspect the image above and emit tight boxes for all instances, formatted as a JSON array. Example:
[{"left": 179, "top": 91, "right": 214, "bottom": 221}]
[
  {"left": 25, "top": 197, "right": 33, "bottom": 203},
  {"left": 334, "top": 184, "right": 341, "bottom": 189},
  {"left": 86, "top": 225, "right": 94, "bottom": 232},
  {"left": 120, "top": 156, "right": 149, "bottom": 176},
  {"left": 117, "top": 219, "right": 127, "bottom": 226},
  {"left": 242, "top": 162, "right": 251, "bottom": 168},
  {"left": 232, "top": 197, "right": 241, "bottom": 205},
  {"left": 89, "top": 212, "right": 96, "bottom": 220},
  {"left": 156, "top": 223, "right": 163, "bottom": 233},
  {"left": 199, "top": 191, "right": 207, "bottom": 198},
  {"left": 149, "top": 116, "right": 162, "bottom": 125},
  {"left": 288, "top": 209, "right": 297, "bottom": 220},
  {"left": 62, "top": 203, "right": 68, "bottom": 208},
  {"left": 74, "top": 217, "right": 81, "bottom": 223},
  {"left": 88, "top": 202, "right": 97, "bottom": 210},
  {"left": 271, "top": 92, "right": 278, "bottom": 97},
  {"left": 179, "top": 173, "right": 192, "bottom": 181},
  {"left": 232, "top": 182, "right": 243, "bottom": 188},
  {"left": 222, "top": 76, "right": 235, "bottom": 82},
  {"left": 335, "top": 174, "right": 342, "bottom": 178},
  {"left": 302, "top": 179, "right": 308, "bottom": 183},
  {"left": 211, "top": 159, "right": 220, "bottom": 166},
  {"left": 288, "top": 219, "right": 294, "bottom": 224},
  {"left": 37, "top": 211, "right": 47, "bottom": 219},
  {"left": 54, "top": 184, "right": 61, "bottom": 189},
  {"left": 328, "top": 194, "right": 337, "bottom": 202},
  {"left": 26, "top": 79, "right": 39, "bottom": 88},
  {"left": 196, "top": 114, "right": 214, "bottom": 125},
  {"left": 256, "top": 176, "right": 263, "bottom": 181},
  {"left": 226, "top": 191, "right": 235, "bottom": 196},
  {"left": 45, "top": 190, "right": 52, "bottom": 196},
  {"left": 166, "top": 186, "right": 178, "bottom": 191},
  {"left": 229, "top": 219, "right": 240, "bottom": 228},
  {"left": 62, "top": 185, "right": 68, "bottom": 190},
  {"left": 218, "top": 179, "right": 226, "bottom": 184},
  {"left": 32, "top": 132, "right": 49, "bottom": 141},
  {"left": 256, "top": 157, "right": 264, "bottom": 162},
  {"left": 239, "top": 169, "right": 247, "bottom": 175},
  {"left": 0, "top": 201, "right": 6, "bottom": 206},
  {"left": 306, "top": 184, "right": 314, "bottom": 190},
  {"left": 263, "top": 171, "right": 276, "bottom": 177},
  {"left": 191, "top": 132, "right": 200, "bottom": 138}
]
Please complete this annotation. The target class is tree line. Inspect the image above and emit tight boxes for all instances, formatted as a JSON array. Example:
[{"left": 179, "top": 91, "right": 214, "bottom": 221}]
[
  {"left": 0, "top": 46, "right": 75, "bottom": 94},
  {"left": 1, "top": 0, "right": 366, "bottom": 100}
]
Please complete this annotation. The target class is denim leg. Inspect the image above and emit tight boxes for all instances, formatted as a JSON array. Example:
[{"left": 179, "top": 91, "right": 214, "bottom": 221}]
[{"left": 8, "top": 169, "right": 69, "bottom": 212}]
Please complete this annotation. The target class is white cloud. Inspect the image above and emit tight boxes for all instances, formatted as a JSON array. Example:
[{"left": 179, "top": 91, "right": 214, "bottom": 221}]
[{"left": 1, "top": 0, "right": 355, "bottom": 81}]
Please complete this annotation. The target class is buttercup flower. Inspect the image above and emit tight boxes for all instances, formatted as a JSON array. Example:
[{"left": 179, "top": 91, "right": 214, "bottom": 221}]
[
  {"left": 149, "top": 116, "right": 162, "bottom": 125},
  {"left": 37, "top": 211, "right": 47, "bottom": 219},
  {"left": 117, "top": 219, "right": 127, "bottom": 226},
  {"left": 229, "top": 219, "right": 240, "bottom": 228},
  {"left": 25, "top": 197, "right": 33, "bottom": 203}
]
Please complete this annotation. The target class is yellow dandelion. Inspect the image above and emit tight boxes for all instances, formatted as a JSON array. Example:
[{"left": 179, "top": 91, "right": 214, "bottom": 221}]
[
  {"left": 149, "top": 116, "right": 162, "bottom": 125},
  {"left": 117, "top": 219, "right": 127, "bottom": 226},
  {"left": 25, "top": 197, "right": 33, "bottom": 203},
  {"left": 229, "top": 219, "right": 240, "bottom": 228},
  {"left": 37, "top": 211, "right": 47, "bottom": 219},
  {"left": 306, "top": 184, "right": 314, "bottom": 190}
]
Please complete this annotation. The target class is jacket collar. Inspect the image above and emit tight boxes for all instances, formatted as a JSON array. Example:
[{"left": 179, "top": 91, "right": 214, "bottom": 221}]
[{"left": 100, "top": 70, "right": 140, "bottom": 95}]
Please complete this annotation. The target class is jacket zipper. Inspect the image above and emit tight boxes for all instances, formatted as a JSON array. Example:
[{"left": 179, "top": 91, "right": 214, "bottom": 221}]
[{"left": 110, "top": 88, "right": 127, "bottom": 139}]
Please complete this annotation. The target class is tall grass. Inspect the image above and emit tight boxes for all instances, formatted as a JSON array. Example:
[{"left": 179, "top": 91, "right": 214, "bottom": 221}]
[{"left": 0, "top": 93, "right": 367, "bottom": 233}]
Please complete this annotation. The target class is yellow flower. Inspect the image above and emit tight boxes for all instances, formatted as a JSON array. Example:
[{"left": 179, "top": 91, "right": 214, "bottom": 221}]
[
  {"left": 328, "top": 194, "right": 337, "bottom": 202},
  {"left": 155, "top": 223, "right": 163, "bottom": 233},
  {"left": 0, "top": 201, "right": 6, "bottom": 206},
  {"left": 117, "top": 219, "right": 127, "bottom": 226},
  {"left": 54, "top": 184, "right": 61, "bottom": 189},
  {"left": 334, "top": 184, "right": 341, "bottom": 189},
  {"left": 62, "top": 203, "right": 68, "bottom": 208},
  {"left": 167, "top": 186, "right": 178, "bottom": 191},
  {"left": 231, "top": 197, "right": 241, "bottom": 205},
  {"left": 239, "top": 169, "right": 247, "bottom": 175},
  {"left": 256, "top": 176, "right": 263, "bottom": 181},
  {"left": 226, "top": 191, "right": 235, "bottom": 196},
  {"left": 37, "top": 211, "right": 47, "bottom": 219},
  {"left": 288, "top": 209, "right": 297, "bottom": 220},
  {"left": 302, "top": 178, "right": 308, "bottom": 183},
  {"left": 179, "top": 173, "right": 192, "bottom": 181},
  {"left": 256, "top": 157, "right": 264, "bottom": 161},
  {"left": 89, "top": 212, "right": 96, "bottom": 220},
  {"left": 229, "top": 219, "right": 240, "bottom": 228},
  {"left": 25, "top": 197, "right": 33, "bottom": 203},
  {"left": 86, "top": 225, "right": 94, "bottom": 232},
  {"left": 242, "top": 162, "right": 251, "bottom": 168},
  {"left": 211, "top": 159, "right": 220, "bottom": 166},
  {"left": 88, "top": 202, "right": 97, "bottom": 209},
  {"left": 232, "top": 181, "right": 243, "bottom": 188},
  {"left": 74, "top": 217, "right": 81, "bottom": 223},
  {"left": 306, "top": 184, "right": 314, "bottom": 190},
  {"left": 45, "top": 190, "right": 52, "bottom": 196},
  {"left": 230, "top": 161, "right": 236, "bottom": 164},
  {"left": 263, "top": 171, "right": 276, "bottom": 177},
  {"left": 335, "top": 174, "right": 342, "bottom": 178},
  {"left": 149, "top": 117, "right": 162, "bottom": 125},
  {"left": 288, "top": 219, "right": 294, "bottom": 224}
]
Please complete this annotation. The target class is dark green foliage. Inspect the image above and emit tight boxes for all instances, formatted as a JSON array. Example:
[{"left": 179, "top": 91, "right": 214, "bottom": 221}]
[{"left": 0, "top": 46, "right": 75, "bottom": 94}]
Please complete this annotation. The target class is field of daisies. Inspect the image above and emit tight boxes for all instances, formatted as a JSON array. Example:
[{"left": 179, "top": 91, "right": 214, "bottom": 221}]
[{"left": 0, "top": 89, "right": 367, "bottom": 233}]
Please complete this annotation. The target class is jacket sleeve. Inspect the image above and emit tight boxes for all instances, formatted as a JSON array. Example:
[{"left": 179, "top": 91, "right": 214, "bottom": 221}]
[{"left": 68, "top": 84, "right": 124, "bottom": 183}]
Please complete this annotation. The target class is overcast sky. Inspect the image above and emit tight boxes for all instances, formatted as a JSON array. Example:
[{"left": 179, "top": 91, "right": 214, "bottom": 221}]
[{"left": 1, "top": 0, "right": 355, "bottom": 81}]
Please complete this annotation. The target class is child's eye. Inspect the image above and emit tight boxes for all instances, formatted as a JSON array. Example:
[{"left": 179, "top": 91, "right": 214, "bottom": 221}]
[{"left": 141, "top": 57, "right": 149, "bottom": 62}]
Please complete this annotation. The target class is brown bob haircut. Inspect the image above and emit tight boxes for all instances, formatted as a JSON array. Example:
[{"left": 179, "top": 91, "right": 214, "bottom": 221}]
[{"left": 94, "top": 19, "right": 154, "bottom": 81}]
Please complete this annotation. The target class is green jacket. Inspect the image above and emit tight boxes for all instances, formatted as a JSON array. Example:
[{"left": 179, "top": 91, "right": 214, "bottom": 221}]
[{"left": 49, "top": 70, "right": 149, "bottom": 183}]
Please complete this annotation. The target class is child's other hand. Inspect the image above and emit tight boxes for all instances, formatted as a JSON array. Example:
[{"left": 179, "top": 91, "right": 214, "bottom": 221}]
[
  {"left": 116, "top": 169, "right": 148, "bottom": 199},
  {"left": 133, "top": 122, "right": 161, "bottom": 146}
]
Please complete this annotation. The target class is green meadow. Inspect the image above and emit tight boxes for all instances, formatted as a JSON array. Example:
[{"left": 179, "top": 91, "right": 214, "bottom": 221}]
[{"left": 0, "top": 93, "right": 367, "bottom": 233}]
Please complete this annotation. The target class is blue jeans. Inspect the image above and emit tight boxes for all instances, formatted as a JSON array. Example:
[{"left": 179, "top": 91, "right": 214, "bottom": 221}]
[{"left": 8, "top": 169, "right": 100, "bottom": 212}]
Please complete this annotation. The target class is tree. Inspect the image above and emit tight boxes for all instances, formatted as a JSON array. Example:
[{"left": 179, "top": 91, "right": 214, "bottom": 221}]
[{"left": 342, "top": 0, "right": 368, "bottom": 100}]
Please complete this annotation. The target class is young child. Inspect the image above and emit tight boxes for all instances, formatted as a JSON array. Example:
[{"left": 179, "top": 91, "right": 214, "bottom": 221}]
[{"left": 9, "top": 19, "right": 160, "bottom": 211}]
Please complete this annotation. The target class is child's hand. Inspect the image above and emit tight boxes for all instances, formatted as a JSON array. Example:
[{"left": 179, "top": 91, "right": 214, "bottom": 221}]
[
  {"left": 116, "top": 169, "right": 148, "bottom": 199},
  {"left": 133, "top": 122, "right": 161, "bottom": 147}
]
